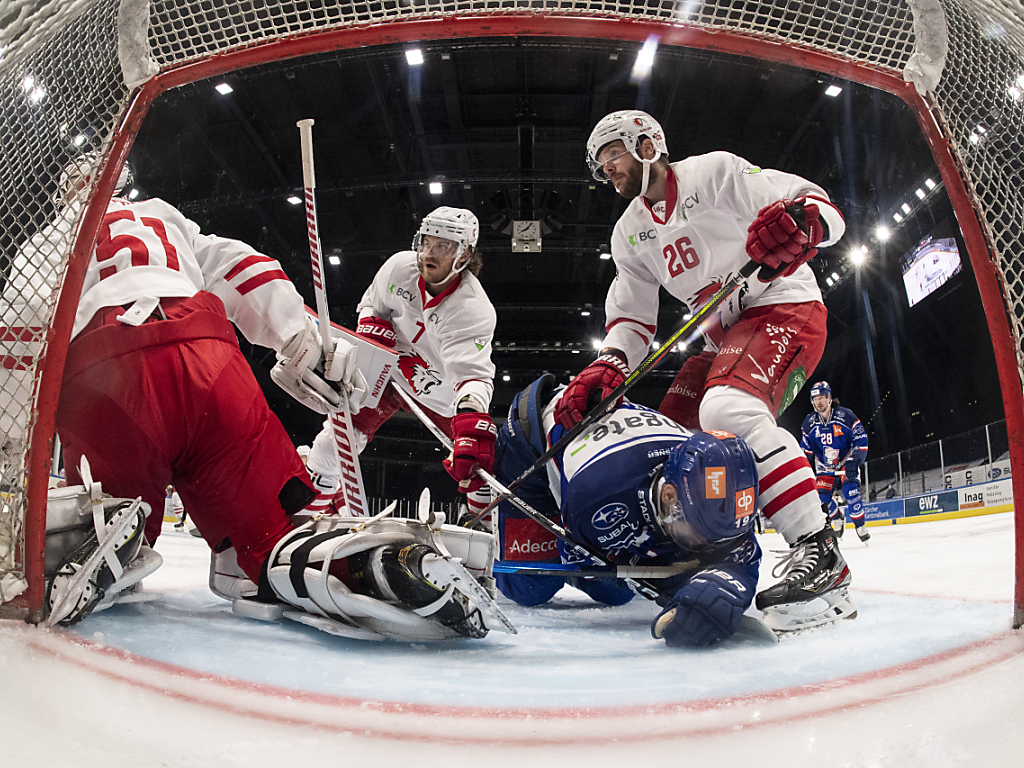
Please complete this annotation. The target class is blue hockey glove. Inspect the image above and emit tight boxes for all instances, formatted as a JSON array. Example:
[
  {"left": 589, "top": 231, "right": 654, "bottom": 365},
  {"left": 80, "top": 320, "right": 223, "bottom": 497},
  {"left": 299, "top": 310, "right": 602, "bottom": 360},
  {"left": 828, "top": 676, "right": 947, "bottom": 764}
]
[
  {"left": 651, "top": 566, "right": 754, "bottom": 647},
  {"left": 844, "top": 458, "right": 862, "bottom": 484}
]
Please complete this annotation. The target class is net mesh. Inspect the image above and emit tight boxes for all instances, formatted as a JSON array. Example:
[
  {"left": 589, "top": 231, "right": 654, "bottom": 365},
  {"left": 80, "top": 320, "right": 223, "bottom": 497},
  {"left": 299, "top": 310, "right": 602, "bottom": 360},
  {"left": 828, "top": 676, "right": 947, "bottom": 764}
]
[{"left": 0, "top": 0, "right": 1021, "bottom": 614}]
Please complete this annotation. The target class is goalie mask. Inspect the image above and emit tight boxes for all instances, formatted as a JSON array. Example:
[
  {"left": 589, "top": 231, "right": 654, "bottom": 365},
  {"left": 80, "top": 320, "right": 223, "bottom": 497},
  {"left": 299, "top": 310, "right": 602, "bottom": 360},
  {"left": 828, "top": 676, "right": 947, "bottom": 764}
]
[
  {"left": 412, "top": 206, "right": 479, "bottom": 284},
  {"left": 656, "top": 430, "right": 758, "bottom": 550},
  {"left": 586, "top": 110, "right": 668, "bottom": 196},
  {"left": 57, "top": 150, "right": 133, "bottom": 207}
]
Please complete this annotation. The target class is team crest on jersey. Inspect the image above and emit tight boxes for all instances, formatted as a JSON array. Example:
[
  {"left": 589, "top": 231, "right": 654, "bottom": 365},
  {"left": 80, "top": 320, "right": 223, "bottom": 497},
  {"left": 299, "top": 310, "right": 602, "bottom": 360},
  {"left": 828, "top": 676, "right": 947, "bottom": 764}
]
[
  {"left": 398, "top": 354, "right": 442, "bottom": 396},
  {"left": 741, "top": 166, "right": 762, "bottom": 174}
]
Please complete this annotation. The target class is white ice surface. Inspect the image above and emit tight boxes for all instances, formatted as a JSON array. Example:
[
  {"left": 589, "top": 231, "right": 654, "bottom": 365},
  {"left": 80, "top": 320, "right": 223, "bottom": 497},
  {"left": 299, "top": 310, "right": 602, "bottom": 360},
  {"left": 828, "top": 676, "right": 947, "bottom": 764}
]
[{"left": 2, "top": 513, "right": 1023, "bottom": 766}]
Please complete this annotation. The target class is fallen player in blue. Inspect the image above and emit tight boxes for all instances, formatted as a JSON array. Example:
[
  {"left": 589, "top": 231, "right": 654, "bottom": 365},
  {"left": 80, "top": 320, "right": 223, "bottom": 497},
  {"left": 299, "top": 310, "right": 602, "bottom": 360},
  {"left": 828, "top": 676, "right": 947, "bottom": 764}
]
[{"left": 493, "top": 374, "right": 761, "bottom": 646}]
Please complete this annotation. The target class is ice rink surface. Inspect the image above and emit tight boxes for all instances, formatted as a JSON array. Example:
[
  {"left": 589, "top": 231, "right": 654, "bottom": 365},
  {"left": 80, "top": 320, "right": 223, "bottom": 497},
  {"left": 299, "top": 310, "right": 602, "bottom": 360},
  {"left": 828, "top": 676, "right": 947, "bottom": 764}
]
[{"left": 2, "top": 511, "right": 1023, "bottom": 767}]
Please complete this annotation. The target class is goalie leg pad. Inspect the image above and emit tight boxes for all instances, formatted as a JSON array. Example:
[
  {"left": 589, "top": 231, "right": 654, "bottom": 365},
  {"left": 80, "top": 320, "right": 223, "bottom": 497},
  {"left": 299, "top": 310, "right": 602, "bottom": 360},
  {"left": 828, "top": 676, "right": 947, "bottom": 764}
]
[
  {"left": 44, "top": 487, "right": 154, "bottom": 626},
  {"left": 263, "top": 517, "right": 506, "bottom": 641}
]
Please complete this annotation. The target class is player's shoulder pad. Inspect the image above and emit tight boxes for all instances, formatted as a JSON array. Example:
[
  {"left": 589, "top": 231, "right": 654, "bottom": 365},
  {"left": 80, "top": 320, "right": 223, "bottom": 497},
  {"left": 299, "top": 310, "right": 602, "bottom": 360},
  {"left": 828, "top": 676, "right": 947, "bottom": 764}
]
[{"left": 834, "top": 406, "right": 859, "bottom": 425}]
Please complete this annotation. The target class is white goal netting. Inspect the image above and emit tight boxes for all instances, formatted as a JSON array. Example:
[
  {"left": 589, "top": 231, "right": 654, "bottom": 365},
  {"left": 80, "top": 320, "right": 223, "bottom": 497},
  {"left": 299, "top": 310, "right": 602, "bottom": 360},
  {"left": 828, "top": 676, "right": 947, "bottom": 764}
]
[{"left": 2, "top": 0, "right": 1022, "bottom": 619}]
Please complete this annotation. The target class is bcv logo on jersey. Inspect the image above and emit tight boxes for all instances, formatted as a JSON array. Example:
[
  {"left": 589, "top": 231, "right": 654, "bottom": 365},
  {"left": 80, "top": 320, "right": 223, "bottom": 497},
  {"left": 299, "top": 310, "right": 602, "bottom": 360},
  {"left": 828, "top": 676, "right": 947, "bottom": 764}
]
[
  {"left": 628, "top": 229, "right": 657, "bottom": 247},
  {"left": 388, "top": 283, "right": 416, "bottom": 302},
  {"left": 591, "top": 503, "right": 630, "bottom": 530}
]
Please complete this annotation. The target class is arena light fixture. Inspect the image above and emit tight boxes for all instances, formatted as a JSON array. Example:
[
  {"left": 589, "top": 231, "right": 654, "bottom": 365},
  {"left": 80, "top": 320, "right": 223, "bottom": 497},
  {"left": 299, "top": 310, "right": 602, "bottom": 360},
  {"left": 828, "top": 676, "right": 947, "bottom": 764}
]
[
  {"left": 286, "top": 195, "right": 301, "bottom": 205},
  {"left": 631, "top": 35, "right": 659, "bottom": 80},
  {"left": 406, "top": 48, "right": 424, "bottom": 66},
  {"left": 214, "top": 82, "right": 233, "bottom": 95},
  {"left": 825, "top": 84, "right": 843, "bottom": 97},
  {"left": 875, "top": 225, "right": 891, "bottom": 241},
  {"left": 429, "top": 181, "right": 443, "bottom": 195}
]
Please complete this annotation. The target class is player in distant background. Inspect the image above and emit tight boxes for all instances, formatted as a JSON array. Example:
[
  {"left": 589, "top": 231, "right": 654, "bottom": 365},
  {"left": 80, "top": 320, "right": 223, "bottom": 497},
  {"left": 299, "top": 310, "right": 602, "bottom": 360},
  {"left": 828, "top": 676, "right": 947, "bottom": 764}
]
[
  {"left": 305, "top": 206, "right": 498, "bottom": 522},
  {"left": 494, "top": 375, "right": 762, "bottom": 646},
  {"left": 44, "top": 155, "right": 502, "bottom": 641},
  {"left": 556, "top": 110, "right": 851, "bottom": 627},
  {"left": 800, "top": 381, "right": 870, "bottom": 542}
]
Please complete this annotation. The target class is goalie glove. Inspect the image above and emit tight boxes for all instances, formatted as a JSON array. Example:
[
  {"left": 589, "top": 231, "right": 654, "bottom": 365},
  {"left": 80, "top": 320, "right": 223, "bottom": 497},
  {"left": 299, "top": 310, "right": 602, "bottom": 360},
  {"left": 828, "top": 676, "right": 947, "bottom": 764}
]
[
  {"left": 554, "top": 352, "right": 629, "bottom": 430},
  {"left": 443, "top": 412, "right": 497, "bottom": 494},
  {"left": 745, "top": 196, "right": 824, "bottom": 282},
  {"left": 355, "top": 315, "right": 398, "bottom": 349},
  {"left": 271, "top": 314, "right": 369, "bottom": 414}
]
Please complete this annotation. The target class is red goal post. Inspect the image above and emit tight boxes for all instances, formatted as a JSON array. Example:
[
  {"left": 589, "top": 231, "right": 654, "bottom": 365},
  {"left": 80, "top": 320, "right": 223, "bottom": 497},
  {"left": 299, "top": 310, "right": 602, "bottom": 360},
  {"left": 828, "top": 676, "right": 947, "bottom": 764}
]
[{"left": 1, "top": 0, "right": 1022, "bottom": 626}]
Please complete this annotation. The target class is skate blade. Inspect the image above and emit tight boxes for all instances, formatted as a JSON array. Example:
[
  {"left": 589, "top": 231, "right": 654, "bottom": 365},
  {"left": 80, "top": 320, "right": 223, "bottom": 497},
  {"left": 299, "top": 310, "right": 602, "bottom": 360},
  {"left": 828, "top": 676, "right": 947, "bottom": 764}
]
[
  {"left": 423, "top": 556, "right": 517, "bottom": 635},
  {"left": 761, "top": 587, "right": 857, "bottom": 635}
]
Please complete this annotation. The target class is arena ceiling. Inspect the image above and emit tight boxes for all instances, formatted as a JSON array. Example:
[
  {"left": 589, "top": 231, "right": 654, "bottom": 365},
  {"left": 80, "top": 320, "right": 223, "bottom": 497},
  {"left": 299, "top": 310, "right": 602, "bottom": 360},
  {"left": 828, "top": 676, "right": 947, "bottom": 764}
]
[{"left": 124, "top": 35, "right": 1001, "bottom": 485}]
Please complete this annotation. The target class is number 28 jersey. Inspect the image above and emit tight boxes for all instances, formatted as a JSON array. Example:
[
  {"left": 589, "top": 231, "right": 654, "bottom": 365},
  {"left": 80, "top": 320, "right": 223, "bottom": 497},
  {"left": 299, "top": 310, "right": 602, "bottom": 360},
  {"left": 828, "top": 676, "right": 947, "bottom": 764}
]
[{"left": 603, "top": 152, "right": 846, "bottom": 369}]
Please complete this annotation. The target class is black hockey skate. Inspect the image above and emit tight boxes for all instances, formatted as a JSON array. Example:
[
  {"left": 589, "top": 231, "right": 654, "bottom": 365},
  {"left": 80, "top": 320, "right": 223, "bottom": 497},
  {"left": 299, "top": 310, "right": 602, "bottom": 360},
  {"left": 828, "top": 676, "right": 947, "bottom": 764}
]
[
  {"left": 855, "top": 524, "right": 871, "bottom": 543},
  {"left": 755, "top": 524, "right": 856, "bottom": 633}
]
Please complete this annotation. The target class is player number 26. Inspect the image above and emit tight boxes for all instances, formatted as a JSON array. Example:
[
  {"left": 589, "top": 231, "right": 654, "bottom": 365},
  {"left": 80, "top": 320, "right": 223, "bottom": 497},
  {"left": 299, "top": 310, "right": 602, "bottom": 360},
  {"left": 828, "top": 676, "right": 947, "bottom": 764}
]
[{"left": 662, "top": 237, "right": 699, "bottom": 277}]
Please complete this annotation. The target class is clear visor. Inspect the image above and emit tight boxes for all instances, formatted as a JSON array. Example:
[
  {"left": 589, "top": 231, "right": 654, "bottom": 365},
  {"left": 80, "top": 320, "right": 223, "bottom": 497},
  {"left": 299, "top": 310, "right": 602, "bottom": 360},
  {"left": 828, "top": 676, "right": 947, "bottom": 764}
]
[
  {"left": 587, "top": 146, "right": 633, "bottom": 182},
  {"left": 415, "top": 234, "right": 459, "bottom": 258},
  {"left": 658, "top": 499, "right": 709, "bottom": 550}
]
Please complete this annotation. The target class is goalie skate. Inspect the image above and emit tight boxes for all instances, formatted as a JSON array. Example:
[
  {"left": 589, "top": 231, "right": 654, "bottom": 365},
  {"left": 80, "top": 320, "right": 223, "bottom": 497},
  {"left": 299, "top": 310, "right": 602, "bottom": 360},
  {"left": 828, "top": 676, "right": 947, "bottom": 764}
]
[{"left": 760, "top": 586, "right": 857, "bottom": 635}]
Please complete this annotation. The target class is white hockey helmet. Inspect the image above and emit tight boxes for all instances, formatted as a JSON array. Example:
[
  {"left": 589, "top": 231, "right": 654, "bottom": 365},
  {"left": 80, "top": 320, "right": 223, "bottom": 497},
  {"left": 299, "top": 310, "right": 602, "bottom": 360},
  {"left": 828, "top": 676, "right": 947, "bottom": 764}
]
[
  {"left": 413, "top": 206, "right": 480, "bottom": 280},
  {"left": 586, "top": 110, "right": 668, "bottom": 182},
  {"left": 58, "top": 150, "right": 133, "bottom": 206}
]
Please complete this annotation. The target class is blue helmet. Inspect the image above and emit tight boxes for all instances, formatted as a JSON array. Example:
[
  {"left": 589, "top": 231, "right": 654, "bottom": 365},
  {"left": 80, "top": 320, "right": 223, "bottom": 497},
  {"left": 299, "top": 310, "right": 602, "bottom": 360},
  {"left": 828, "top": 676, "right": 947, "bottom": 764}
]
[
  {"left": 657, "top": 431, "right": 759, "bottom": 549},
  {"left": 810, "top": 381, "right": 832, "bottom": 400}
]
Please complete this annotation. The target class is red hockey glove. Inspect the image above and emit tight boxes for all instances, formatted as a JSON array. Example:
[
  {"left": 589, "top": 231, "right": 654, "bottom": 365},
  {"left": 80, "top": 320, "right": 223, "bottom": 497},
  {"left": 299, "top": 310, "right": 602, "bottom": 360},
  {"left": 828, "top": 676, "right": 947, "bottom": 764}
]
[
  {"left": 355, "top": 316, "right": 398, "bottom": 349},
  {"left": 554, "top": 353, "right": 630, "bottom": 431},
  {"left": 443, "top": 412, "right": 497, "bottom": 493},
  {"left": 745, "top": 197, "right": 823, "bottom": 282}
]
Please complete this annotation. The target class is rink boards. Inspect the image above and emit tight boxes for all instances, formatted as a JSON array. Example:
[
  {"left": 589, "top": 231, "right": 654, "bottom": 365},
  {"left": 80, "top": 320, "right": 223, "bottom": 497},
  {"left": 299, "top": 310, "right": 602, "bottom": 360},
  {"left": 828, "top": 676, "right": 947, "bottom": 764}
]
[{"left": 857, "top": 477, "right": 1013, "bottom": 527}]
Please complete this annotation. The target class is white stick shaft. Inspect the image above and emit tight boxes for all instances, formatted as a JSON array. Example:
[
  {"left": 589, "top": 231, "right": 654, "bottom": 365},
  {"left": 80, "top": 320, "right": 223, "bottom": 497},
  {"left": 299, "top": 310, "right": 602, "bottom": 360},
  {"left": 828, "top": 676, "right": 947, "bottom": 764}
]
[
  {"left": 296, "top": 119, "right": 330, "bottom": 357},
  {"left": 296, "top": 119, "right": 368, "bottom": 517}
]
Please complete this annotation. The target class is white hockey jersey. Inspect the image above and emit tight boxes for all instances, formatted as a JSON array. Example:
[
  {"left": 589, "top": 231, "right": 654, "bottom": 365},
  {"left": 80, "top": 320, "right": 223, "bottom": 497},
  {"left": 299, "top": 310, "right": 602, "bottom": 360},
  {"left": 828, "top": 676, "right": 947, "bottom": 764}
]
[
  {"left": 603, "top": 152, "right": 846, "bottom": 369},
  {"left": 72, "top": 197, "right": 304, "bottom": 351},
  {"left": 1, "top": 203, "right": 79, "bottom": 442},
  {"left": 357, "top": 251, "right": 496, "bottom": 417}
]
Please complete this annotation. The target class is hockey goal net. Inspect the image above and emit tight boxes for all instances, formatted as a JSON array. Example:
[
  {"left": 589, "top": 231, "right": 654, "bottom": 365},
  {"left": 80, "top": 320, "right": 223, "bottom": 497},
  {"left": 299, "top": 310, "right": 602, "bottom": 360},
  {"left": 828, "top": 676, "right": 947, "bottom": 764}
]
[{"left": 1, "top": 0, "right": 1022, "bottom": 624}]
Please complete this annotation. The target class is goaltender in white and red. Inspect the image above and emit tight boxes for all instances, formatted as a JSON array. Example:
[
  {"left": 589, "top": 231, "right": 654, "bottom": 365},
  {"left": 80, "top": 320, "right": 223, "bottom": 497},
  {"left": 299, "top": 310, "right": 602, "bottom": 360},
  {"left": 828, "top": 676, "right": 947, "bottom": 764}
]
[
  {"left": 48, "top": 160, "right": 503, "bottom": 641},
  {"left": 51, "top": 158, "right": 366, "bottom": 581},
  {"left": 305, "top": 206, "right": 498, "bottom": 519},
  {"left": 555, "top": 110, "right": 853, "bottom": 626}
]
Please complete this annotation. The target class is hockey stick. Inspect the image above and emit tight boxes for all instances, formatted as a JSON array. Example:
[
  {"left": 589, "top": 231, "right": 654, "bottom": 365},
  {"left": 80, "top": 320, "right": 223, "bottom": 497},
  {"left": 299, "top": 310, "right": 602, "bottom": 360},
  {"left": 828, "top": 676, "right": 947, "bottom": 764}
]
[
  {"left": 470, "top": 259, "right": 760, "bottom": 527},
  {"left": 390, "top": 385, "right": 678, "bottom": 605},
  {"left": 493, "top": 560, "right": 698, "bottom": 579},
  {"left": 297, "top": 118, "right": 369, "bottom": 517},
  {"left": 394, "top": 381, "right": 779, "bottom": 640}
]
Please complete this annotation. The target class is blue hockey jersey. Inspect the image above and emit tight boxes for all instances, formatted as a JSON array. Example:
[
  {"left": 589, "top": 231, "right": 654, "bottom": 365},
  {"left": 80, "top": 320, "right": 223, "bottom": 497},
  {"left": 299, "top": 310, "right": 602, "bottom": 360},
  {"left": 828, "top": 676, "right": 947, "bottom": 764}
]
[
  {"left": 551, "top": 402, "right": 760, "bottom": 573},
  {"left": 800, "top": 405, "right": 869, "bottom": 473}
]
